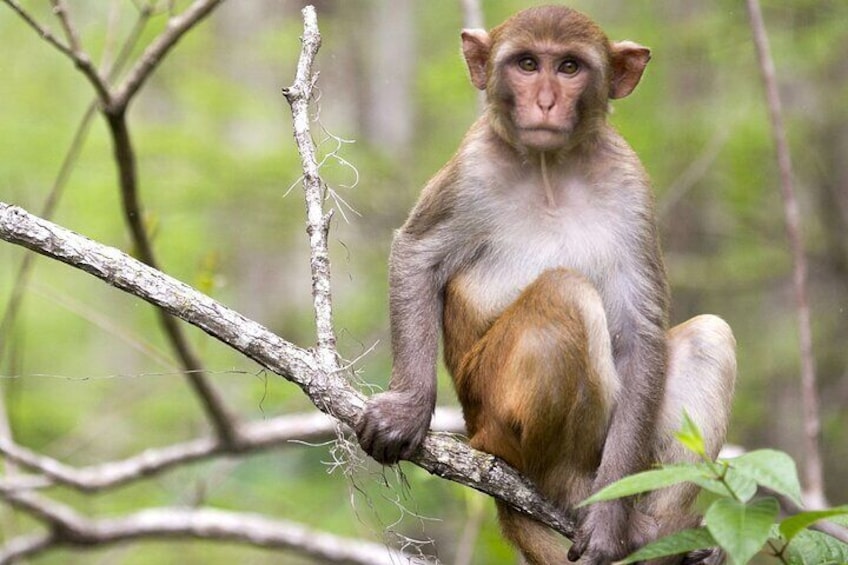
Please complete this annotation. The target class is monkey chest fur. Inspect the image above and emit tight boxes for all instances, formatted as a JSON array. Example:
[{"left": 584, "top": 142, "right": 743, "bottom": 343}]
[{"left": 451, "top": 173, "right": 631, "bottom": 324}]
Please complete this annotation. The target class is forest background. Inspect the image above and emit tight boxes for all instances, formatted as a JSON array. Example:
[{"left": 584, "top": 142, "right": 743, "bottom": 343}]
[{"left": 0, "top": 0, "right": 846, "bottom": 563}]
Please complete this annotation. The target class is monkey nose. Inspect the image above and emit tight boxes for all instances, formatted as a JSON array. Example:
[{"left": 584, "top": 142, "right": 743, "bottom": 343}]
[{"left": 537, "top": 95, "right": 556, "bottom": 113}]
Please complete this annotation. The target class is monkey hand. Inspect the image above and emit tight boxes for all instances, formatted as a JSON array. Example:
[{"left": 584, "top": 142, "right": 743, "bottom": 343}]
[
  {"left": 355, "top": 390, "right": 432, "bottom": 465},
  {"left": 567, "top": 500, "right": 631, "bottom": 564}
]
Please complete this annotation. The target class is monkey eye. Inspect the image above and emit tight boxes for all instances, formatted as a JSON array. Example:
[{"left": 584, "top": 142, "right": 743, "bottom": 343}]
[
  {"left": 517, "top": 57, "right": 538, "bottom": 72},
  {"left": 558, "top": 59, "right": 581, "bottom": 75}
]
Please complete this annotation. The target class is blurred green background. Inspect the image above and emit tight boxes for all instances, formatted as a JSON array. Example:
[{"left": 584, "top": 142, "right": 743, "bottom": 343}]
[{"left": 1, "top": 0, "right": 846, "bottom": 562}]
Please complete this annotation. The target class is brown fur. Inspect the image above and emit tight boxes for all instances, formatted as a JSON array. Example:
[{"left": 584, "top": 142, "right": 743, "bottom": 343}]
[{"left": 356, "top": 6, "right": 736, "bottom": 564}]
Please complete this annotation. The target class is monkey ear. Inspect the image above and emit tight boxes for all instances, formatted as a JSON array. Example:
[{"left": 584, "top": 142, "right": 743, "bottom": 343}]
[
  {"left": 609, "top": 41, "right": 651, "bottom": 99},
  {"left": 461, "top": 29, "right": 491, "bottom": 91}
]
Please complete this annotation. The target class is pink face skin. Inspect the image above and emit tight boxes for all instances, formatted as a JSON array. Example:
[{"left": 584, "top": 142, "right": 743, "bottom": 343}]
[
  {"left": 462, "top": 27, "right": 649, "bottom": 155},
  {"left": 499, "top": 47, "right": 594, "bottom": 151}
]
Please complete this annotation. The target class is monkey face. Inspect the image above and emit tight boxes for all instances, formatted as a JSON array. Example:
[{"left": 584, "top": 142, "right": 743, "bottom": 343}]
[{"left": 496, "top": 46, "right": 596, "bottom": 151}]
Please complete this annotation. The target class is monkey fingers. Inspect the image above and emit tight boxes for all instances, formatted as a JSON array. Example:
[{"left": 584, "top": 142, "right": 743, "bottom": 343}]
[{"left": 355, "top": 391, "right": 431, "bottom": 464}]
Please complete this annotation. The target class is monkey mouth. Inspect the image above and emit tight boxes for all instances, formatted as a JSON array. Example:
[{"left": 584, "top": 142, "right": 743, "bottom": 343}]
[
  {"left": 520, "top": 126, "right": 568, "bottom": 134},
  {"left": 516, "top": 126, "right": 571, "bottom": 150}
]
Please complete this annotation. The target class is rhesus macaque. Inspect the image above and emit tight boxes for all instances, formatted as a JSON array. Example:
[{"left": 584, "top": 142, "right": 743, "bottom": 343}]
[{"left": 356, "top": 5, "right": 736, "bottom": 565}]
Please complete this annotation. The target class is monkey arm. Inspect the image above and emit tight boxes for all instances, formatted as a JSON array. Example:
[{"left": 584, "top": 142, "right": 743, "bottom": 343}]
[
  {"left": 354, "top": 242, "right": 441, "bottom": 463},
  {"left": 572, "top": 254, "right": 670, "bottom": 562},
  {"left": 355, "top": 169, "right": 466, "bottom": 465},
  {"left": 602, "top": 298, "right": 669, "bottom": 478}
]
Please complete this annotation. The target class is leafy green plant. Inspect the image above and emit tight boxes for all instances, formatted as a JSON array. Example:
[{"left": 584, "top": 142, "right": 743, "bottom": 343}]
[{"left": 579, "top": 414, "right": 848, "bottom": 564}]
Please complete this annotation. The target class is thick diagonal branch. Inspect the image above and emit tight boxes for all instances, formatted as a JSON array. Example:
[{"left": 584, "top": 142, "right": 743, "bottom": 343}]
[{"left": 0, "top": 202, "right": 575, "bottom": 540}]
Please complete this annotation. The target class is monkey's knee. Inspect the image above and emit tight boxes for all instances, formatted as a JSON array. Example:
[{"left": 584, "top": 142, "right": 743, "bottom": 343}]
[
  {"left": 493, "top": 270, "right": 619, "bottom": 471},
  {"left": 671, "top": 315, "right": 736, "bottom": 368},
  {"left": 668, "top": 314, "right": 736, "bottom": 403},
  {"left": 663, "top": 314, "right": 737, "bottom": 458},
  {"left": 524, "top": 268, "right": 619, "bottom": 408}
]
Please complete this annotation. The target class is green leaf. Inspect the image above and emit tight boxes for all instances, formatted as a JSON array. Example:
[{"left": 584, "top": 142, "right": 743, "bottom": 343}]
[
  {"left": 691, "top": 464, "right": 758, "bottom": 502},
  {"left": 694, "top": 487, "right": 724, "bottom": 514},
  {"left": 675, "top": 410, "right": 707, "bottom": 458},
  {"left": 727, "top": 449, "right": 803, "bottom": 506},
  {"left": 784, "top": 526, "right": 848, "bottom": 565},
  {"left": 779, "top": 506, "right": 848, "bottom": 543},
  {"left": 578, "top": 464, "right": 707, "bottom": 507},
  {"left": 705, "top": 497, "right": 779, "bottom": 565},
  {"left": 619, "top": 527, "right": 716, "bottom": 564}
]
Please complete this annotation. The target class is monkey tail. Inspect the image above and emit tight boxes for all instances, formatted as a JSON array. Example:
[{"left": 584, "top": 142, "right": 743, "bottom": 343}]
[{"left": 496, "top": 501, "right": 571, "bottom": 565}]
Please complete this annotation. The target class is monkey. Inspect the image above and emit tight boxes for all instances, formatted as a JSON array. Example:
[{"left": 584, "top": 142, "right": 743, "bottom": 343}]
[{"left": 355, "top": 5, "right": 736, "bottom": 565}]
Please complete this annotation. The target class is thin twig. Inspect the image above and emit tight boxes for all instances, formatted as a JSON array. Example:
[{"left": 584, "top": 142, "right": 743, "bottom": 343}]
[
  {"left": 32, "top": 282, "right": 175, "bottom": 368},
  {"left": 109, "top": 0, "right": 224, "bottom": 112},
  {"left": 0, "top": 0, "right": 156, "bottom": 481},
  {"left": 2, "top": 0, "right": 111, "bottom": 102},
  {"left": 50, "top": 0, "right": 82, "bottom": 52},
  {"left": 745, "top": 0, "right": 825, "bottom": 507},
  {"left": 2, "top": 0, "right": 73, "bottom": 57},
  {"left": 0, "top": 107, "right": 97, "bottom": 367},
  {"left": 658, "top": 129, "right": 730, "bottom": 219},
  {"left": 283, "top": 6, "right": 339, "bottom": 375},
  {"left": 103, "top": 109, "right": 241, "bottom": 448},
  {"left": 15, "top": 8, "right": 227, "bottom": 426}
]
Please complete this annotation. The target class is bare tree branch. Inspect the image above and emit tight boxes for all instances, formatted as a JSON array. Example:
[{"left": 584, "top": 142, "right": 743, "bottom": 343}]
[
  {"left": 1, "top": 0, "right": 239, "bottom": 449},
  {"left": 0, "top": 489, "right": 405, "bottom": 565},
  {"left": 745, "top": 0, "right": 825, "bottom": 508},
  {"left": 104, "top": 107, "right": 242, "bottom": 447},
  {"left": 0, "top": 408, "right": 464, "bottom": 494},
  {"left": 0, "top": 6, "right": 577, "bottom": 559},
  {"left": 109, "top": 0, "right": 224, "bottom": 112},
  {"left": 96, "top": 0, "right": 239, "bottom": 448},
  {"left": 2, "top": 0, "right": 111, "bottom": 102},
  {"left": 283, "top": 6, "right": 339, "bottom": 375},
  {"left": 0, "top": 201, "right": 575, "bottom": 540},
  {"left": 50, "top": 0, "right": 82, "bottom": 53}
]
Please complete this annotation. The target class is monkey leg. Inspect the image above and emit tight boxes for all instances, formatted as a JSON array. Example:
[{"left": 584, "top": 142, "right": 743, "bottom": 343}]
[
  {"left": 455, "top": 268, "right": 620, "bottom": 564},
  {"left": 631, "top": 314, "right": 736, "bottom": 563}
]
